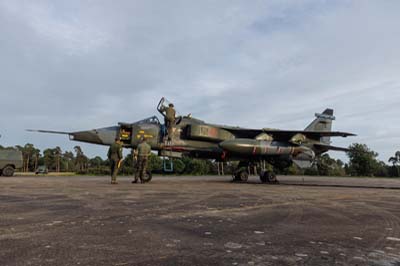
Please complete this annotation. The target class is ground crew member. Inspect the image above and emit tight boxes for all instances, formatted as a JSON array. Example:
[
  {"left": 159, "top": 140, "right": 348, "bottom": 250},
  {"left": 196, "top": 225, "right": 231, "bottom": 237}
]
[
  {"left": 107, "top": 137, "right": 123, "bottom": 184},
  {"left": 160, "top": 103, "right": 176, "bottom": 140},
  {"left": 133, "top": 137, "right": 151, "bottom": 183}
]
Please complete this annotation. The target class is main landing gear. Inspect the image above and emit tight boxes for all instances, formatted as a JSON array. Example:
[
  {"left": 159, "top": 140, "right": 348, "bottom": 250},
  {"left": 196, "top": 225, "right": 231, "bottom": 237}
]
[
  {"left": 232, "top": 161, "right": 249, "bottom": 182},
  {"left": 232, "top": 161, "right": 279, "bottom": 184},
  {"left": 259, "top": 170, "right": 278, "bottom": 184},
  {"left": 259, "top": 160, "right": 279, "bottom": 184}
]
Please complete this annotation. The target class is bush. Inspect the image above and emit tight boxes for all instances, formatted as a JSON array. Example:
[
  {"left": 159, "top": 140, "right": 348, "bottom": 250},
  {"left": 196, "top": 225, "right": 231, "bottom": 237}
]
[
  {"left": 347, "top": 143, "right": 380, "bottom": 176},
  {"left": 185, "top": 159, "right": 210, "bottom": 175}
]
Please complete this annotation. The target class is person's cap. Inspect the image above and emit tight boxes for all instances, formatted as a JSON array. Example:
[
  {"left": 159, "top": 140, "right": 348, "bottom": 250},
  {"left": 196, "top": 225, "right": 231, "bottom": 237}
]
[{"left": 169, "top": 103, "right": 174, "bottom": 107}]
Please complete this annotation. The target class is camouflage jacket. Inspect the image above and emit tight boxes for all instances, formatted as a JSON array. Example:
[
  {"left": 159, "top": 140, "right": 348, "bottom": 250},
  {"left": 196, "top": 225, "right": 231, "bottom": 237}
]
[
  {"left": 137, "top": 142, "right": 151, "bottom": 157},
  {"left": 107, "top": 142, "right": 123, "bottom": 161},
  {"left": 161, "top": 106, "right": 176, "bottom": 121}
]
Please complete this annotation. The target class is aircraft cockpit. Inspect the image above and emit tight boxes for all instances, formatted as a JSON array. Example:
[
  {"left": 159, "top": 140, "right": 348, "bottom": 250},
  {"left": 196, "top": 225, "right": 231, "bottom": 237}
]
[
  {"left": 133, "top": 116, "right": 160, "bottom": 125},
  {"left": 118, "top": 115, "right": 162, "bottom": 147},
  {"left": 157, "top": 97, "right": 186, "bottom": 126}
]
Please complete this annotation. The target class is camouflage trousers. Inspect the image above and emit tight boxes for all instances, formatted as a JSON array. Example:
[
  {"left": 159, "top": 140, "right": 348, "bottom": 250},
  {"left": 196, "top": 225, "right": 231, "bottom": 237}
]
[
  {"left": 110, "top": 159, "right": 119, "bottom": 182},
  {"left": 135, "top": 156, "right": 148, "bottom": 182},
  {"left": 165, "top": 119, "right": 174, "bottom": 140}
]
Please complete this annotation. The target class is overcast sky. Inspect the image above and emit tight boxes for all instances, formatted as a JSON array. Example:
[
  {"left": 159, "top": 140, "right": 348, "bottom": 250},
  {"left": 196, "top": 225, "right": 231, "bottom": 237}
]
[{"left": 0, "top": 0, "right": 399, "bottom": 162}]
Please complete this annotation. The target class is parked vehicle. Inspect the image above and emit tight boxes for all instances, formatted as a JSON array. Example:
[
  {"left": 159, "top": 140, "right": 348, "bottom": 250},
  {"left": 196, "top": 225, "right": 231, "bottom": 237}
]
[
  {"left": 0, "top": 149, "right": 23, "bottom": 176},
  {"left": 35, "top": 165, "right": 48, "bottom": 175}
]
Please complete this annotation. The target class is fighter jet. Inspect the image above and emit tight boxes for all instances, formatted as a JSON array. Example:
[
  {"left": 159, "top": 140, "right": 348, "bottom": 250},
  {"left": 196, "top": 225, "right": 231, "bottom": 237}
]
[{"left": 28, "top": 98, "right": 355, "bottom": 183}]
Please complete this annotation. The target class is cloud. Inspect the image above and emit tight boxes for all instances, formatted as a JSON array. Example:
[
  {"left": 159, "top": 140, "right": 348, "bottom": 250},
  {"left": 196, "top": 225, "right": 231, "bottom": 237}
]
[
  {"left": 0, "top": 1, "right": 110, "bottom": 55},
  {"left": 0, "top": 0, "right": 399, "bottom": 161}
]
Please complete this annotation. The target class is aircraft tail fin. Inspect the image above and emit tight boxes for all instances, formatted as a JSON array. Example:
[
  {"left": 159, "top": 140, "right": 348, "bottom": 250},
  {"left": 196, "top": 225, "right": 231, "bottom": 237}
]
[{"left": 304, "top": 109, "right": 335, "bottom": 144}]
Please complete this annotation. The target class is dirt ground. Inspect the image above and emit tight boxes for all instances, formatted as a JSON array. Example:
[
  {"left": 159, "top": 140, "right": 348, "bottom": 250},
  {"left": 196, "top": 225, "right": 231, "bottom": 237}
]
[{"left": 1, "top": 175, "right": 400, "bottom": 266}]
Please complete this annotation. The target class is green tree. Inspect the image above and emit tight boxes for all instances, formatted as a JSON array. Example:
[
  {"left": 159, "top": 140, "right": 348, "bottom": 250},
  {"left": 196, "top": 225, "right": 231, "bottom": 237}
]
[
  {"left": 374, "top": 161, "right": 389, "bottom": 177},
  {"left": 32, "top": 147, "right": 41, "bottom": 171},
  {"left": 303, "top": 154, "right": 345, "bottom": 176},
  {"left": 43, "top": 148, "right": 56, "bottom": 171},
  {"left": 284, "top": 164, "right": 303, "bottom": 175},
  {"left": 16, "top": 144, "right": 38, "bottom": 172},
  {"left": 346, "top": 143, "right": 380, "bottom": 176},
  {"left": 55, "top": 146, "right": 62, "bottom": 172},
  {"left": 74, "top": 146, "right": 88, "bottom": 172},
  {"left": 388, "top": 151, "right": 400, "bottom": 177},
  {"left": 62, "top": 151, "right": 75, "bottom": 172},
  {"left": 87, "top": 155, "right": 109, "bottom": 175},
  {"left": 89, "top": 156, "right": 104, "bottom": 168}
]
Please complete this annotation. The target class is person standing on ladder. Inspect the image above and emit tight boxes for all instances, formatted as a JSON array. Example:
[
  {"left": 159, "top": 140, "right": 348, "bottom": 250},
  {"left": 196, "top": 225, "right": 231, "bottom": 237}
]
[{"left": 160, "top": 103, "right": 176, "bottom": 141}]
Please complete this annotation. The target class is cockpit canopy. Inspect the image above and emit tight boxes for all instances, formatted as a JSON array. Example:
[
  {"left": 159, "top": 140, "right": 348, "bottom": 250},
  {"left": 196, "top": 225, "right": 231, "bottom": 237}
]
[
  {"left": 118, "top": 116, "right": 160, "bottom": 127},
  {"left": 135, "top": 116, "right": 160, "bottom": 125}
]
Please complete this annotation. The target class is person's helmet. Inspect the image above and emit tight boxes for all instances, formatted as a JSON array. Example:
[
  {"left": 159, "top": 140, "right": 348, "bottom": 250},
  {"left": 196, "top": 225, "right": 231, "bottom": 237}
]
[{"left": 169, "top": 103, "right": 174, "bottom": 107}]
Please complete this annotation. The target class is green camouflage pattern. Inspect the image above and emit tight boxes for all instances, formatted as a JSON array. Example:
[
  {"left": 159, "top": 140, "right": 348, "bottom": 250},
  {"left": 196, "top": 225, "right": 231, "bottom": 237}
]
[
  {"left": 137, "top": 141, "right": 151, "bottom": 157},
  {"left": 107, "top": 141, "right": 123, "bottom": 182},
  {"left": 30, "top": 99, "right": 355, "bottom": 176}
]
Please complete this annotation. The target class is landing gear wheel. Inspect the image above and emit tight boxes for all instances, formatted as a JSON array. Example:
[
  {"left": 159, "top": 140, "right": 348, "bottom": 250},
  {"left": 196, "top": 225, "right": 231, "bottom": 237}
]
[
  {"left": 234, "top": 170, "right": 248, "bottom": 182},
  {"left": 260, "top": 171, "right": 278, "bottom": 184},
  {"left": 232, "top": 170, "right": 248, "bottom": 182},
  {"left": 260, "top": 172, "right": 267, "bottom": 183},
  {"left": 267, "top": 172, "right": 277, "bottom": 183},
  {"left": 141, "top": 171, "right": 152, "bottom": 183},
  {"left": 2, "top": 166, "right": 15, "bottom": 177}
]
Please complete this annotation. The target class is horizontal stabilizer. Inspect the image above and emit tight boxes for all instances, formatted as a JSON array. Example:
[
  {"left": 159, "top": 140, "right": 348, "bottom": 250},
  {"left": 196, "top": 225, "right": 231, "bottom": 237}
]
[
  {"left": 262, "top": 129, "right": 356, "bottom": 139},
  {"left": 314, "top": 143, "right": 350, "bottom": 152},
  {"left": 26, "top": 129, "right": 71, "bottom": 135}
]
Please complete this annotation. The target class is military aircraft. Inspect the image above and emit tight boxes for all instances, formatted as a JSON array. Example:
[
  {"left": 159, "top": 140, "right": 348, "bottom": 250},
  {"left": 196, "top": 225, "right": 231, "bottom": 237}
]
[{"left": 28, "top": 98, "right": 355, "bottom": 183}]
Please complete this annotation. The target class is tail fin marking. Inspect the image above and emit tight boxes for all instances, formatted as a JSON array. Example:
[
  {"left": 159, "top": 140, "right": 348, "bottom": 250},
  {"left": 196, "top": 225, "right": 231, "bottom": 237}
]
[{"left": 305, "top": 108, "right": 335, "bottom": 144}]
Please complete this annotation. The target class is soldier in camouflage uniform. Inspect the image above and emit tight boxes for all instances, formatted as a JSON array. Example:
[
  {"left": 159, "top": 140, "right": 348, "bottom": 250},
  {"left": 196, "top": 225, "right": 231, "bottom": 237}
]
[
  {"left": 160, "top": 103, "right": 176, "bottom": 141},
  {"left": 133, "top": 137, "right": 151, "bottom": 183},
  {"left": 107, "top": 138, "right": 123, "bottom": 184}
]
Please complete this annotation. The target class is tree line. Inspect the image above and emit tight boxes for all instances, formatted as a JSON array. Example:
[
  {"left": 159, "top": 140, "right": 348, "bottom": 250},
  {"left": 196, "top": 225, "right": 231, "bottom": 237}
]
[
  {"left": 0, "top": 143, "right": 399, "bottom": 177},
  {"left": 286, "top": 144, "right": 400, "bottom": 178},
  {"left": 0, "top": 144, "right": 89, "bottom": 173}
]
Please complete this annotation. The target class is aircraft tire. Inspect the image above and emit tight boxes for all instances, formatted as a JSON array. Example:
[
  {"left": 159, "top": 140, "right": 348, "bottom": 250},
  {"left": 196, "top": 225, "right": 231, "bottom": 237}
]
[
  {"left": 260, "top": 171, "right": 277, "bottom": 184},
  {"left": 2, "top": 165, "right": 15, "bottom": 177},
  {"left": 260, "top": 172, "right": 267, "bottom": 183},
  {"left": 267, "top": 172, "right": 277, "bottom": 183},
  {"left": 238, "top": 170, "right": 249, "bottom": 182},
  {"left": 141, "top": 171, "right": 152, "bottom": 183}
]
